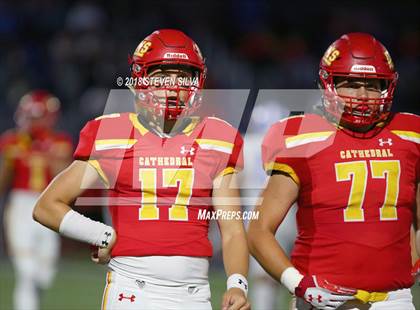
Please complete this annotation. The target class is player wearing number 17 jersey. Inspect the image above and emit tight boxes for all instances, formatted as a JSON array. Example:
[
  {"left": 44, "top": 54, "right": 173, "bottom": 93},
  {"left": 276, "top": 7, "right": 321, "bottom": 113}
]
[
  {"left": 33, "top": 29, "right": 250, "bottom": 310},
  {"left": 248, "top": 33, "right": 419, "bottom": 310}
]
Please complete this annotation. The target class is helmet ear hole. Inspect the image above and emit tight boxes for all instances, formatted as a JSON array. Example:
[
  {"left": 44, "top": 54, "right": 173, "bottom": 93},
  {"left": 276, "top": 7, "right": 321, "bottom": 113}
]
[
  {"left": 319, "top": 69, "right": 329, "bottom": 80},
  {"left": 133, "top": 64, "right": 142, "bottom": 73}
]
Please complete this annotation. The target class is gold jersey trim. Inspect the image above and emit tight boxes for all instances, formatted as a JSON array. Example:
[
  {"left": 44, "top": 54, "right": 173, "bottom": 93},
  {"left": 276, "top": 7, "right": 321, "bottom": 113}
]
[
  {"left": 87, "top": 160, "right": 109, "bottom": 188},
  {"left": 264, "top": 162, "right": 300, "bottom": 185},
  {"left": 129, "top": 113, "right": 149, "bottom": 136}
]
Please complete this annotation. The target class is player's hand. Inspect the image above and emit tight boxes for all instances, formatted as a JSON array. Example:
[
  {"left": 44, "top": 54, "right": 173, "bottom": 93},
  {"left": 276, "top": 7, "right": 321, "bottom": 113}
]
[
  {"left": 91, "top": 232, "right": 117, "bottom": 265},
  {"left": 412, "top": 259, "right": 420, "bottom": 283},
  {"left": 295, "top": 275, "right": 356, "bottom": 310},
  {"left": 221, "top": 287, "right": 250, "bottom": 310}
]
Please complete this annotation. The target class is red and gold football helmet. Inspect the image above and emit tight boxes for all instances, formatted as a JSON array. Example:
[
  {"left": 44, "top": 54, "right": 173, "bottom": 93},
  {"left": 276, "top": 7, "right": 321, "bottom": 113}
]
[
  {"left": 14, "top": 90, "right": 61, "bottom": 132},
  {"left": 128, "top": 29, "right": 206, "bottom": 120},
  {"left": 319, "top": 33, "right": 398, "bottom": 129}
]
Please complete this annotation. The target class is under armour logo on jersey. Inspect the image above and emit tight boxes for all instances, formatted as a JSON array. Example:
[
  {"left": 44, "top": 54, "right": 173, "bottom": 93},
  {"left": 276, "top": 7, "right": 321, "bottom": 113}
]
[
  {"left": 180, "top": 146, "right": 195, "bottom": 155},
  {"left": 379, "top": 138, "right": 392, "bottom": 146},
  {"left": 118, "top": 293, "right": 135, "bottom": 302}
]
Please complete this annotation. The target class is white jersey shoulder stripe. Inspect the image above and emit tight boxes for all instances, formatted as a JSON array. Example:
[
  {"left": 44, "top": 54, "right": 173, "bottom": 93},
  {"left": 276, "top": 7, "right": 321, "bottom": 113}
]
[
  {"left": 285, "top": 131, "right": 334, "bottom": 148},
  {"left": 95, "top": 139, "right": 137, "bottom": 151},
  {"left": 391, "top": 130, "right": 420, "bottom": 144},
  {"left": 195, "top": 138, "right": 234, "bottom": 154},
  {"left": 276, "top": 114, "right": 305, "bottom": 124},
  {"left": 95, "top": 113, "right": 121, "bottom": 120}
]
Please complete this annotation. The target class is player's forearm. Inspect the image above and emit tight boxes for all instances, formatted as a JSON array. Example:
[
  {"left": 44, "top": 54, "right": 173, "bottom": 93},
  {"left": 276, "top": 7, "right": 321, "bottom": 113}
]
[
  {"left": 248, "top": 227, "right": 293, "bottom": 281},
  {"left": 33, "top": 164, "right": 115, "bottom": 248},
  {"left": 213, "top": 174, "right": 249, "bottom": 276},
  {"left": 33, "top": 196, "right": 71, "bottom": 231},
  {"left": 221, "top": 228, "right": 249, "bottom": 277},
  {"left": 34, "top": 160, "right": 101, "bottom": 232}
]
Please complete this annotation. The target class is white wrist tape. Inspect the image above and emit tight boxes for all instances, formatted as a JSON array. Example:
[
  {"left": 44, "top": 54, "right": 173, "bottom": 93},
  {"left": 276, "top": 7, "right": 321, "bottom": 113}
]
[
  {"left": 59, "top": 210, "right": 114, "bottom": 248},
  {"left": 280, "top": 267, "right": 304, "bottom": 294},
  {"left": 227, "top": 273, "right": 248, "bottom": 296}
]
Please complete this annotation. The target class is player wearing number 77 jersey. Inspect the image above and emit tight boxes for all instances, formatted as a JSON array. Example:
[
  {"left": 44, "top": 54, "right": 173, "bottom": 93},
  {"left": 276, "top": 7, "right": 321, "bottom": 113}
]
[
  {"left": 248, "top": 33, "right": 419, "bottom": 309},
  {"left": 33, "top": 29, "right": 250, "bottom": 310}
]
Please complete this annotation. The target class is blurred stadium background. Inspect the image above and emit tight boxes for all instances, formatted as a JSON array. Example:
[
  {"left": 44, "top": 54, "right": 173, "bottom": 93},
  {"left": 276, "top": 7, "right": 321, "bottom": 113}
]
[{"left": 0, "top": 1, "right": 419, "bottom": 309}]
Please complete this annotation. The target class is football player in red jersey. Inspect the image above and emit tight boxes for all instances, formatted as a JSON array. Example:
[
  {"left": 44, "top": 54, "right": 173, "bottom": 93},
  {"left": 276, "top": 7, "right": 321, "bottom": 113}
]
[
  {"left": 248, "top": 33, "right": 419, "bottom": 309},
  {"left": 33, "top": 29, "right": 250, "bottom": 310},
  {"left": 0, "top": 90, "right": 73, "bottom": 310}
]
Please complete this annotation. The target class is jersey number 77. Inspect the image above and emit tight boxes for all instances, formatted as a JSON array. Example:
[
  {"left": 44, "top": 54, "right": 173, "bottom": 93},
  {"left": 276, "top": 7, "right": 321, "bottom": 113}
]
[{"left": 335, "top": 160, "right": 400, "bottom": 222}]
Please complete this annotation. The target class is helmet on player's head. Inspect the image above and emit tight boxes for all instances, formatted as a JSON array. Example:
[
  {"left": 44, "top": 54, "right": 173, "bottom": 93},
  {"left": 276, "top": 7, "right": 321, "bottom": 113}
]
[
  {"left": 319, "top": 33, "right": 398, "bottom": 129},
  {"left": 14, "top": 90, "right": 61, "bottom": 132},
  {"left": 128, "top": 29, "right": 206, "bottom": 121}
]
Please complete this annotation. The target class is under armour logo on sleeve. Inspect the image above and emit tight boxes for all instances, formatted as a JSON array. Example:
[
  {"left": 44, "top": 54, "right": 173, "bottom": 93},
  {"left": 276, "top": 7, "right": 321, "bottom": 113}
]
[
  {"left": 101, "top": 231, "right": 112, "bottom": 247},
  {"left": 238, "top": 279, "right": 248, "bottom": 290}
]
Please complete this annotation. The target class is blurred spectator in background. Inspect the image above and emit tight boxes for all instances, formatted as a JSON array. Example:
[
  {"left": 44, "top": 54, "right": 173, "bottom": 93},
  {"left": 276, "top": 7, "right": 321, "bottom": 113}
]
[
  {"left": 0, "top": 2, "right": 418, "bottom": 138},
  {"left": 0, "top": 90, "right": 73, "bottom": 310}
]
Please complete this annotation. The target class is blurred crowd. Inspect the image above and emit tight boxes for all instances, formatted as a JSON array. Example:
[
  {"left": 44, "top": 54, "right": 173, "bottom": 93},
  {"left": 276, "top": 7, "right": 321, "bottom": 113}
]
[{"left": 0, "top": 0, "right": 419, "bottom": 139}]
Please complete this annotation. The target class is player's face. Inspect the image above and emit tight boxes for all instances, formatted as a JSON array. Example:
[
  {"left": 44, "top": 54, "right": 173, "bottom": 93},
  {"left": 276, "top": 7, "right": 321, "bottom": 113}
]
[
  {"left": 134, "top": 65, "right": 196, "bottom": 133},
  {"left": 147, "top": 66, "right": 194, "bottom": 108},
  {"left": 335, "top": 77, "right": 382, "bottom": 115},
  {"left": 16, "top": 110, "right": 55, "bottom": 133}
]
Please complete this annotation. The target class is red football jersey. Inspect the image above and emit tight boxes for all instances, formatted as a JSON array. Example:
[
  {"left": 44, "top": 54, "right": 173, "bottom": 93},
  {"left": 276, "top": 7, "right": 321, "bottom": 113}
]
[
  {"left": 74, "top": 112, "right": 243, "bottom": 257},
  {"left": 262, "top": 112, "right": 419, "bottom": 292},
  {"left": 0, "top": 129, "right": 73, "bottom": 192}
]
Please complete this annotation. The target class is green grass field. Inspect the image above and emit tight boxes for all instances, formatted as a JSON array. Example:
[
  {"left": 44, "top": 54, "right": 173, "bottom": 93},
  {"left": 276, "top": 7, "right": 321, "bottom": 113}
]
[{"left": 1, "top": 258, "right": 419, "bottom": 310}]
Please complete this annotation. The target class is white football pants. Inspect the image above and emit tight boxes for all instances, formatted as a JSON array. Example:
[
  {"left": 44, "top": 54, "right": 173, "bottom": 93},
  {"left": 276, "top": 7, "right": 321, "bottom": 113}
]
[
  {"left": 4, "top": 190, "right": 60, "bottom": 310},
  {"left": 101, "top": 270, "right": 212, "bottom": 310}
]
